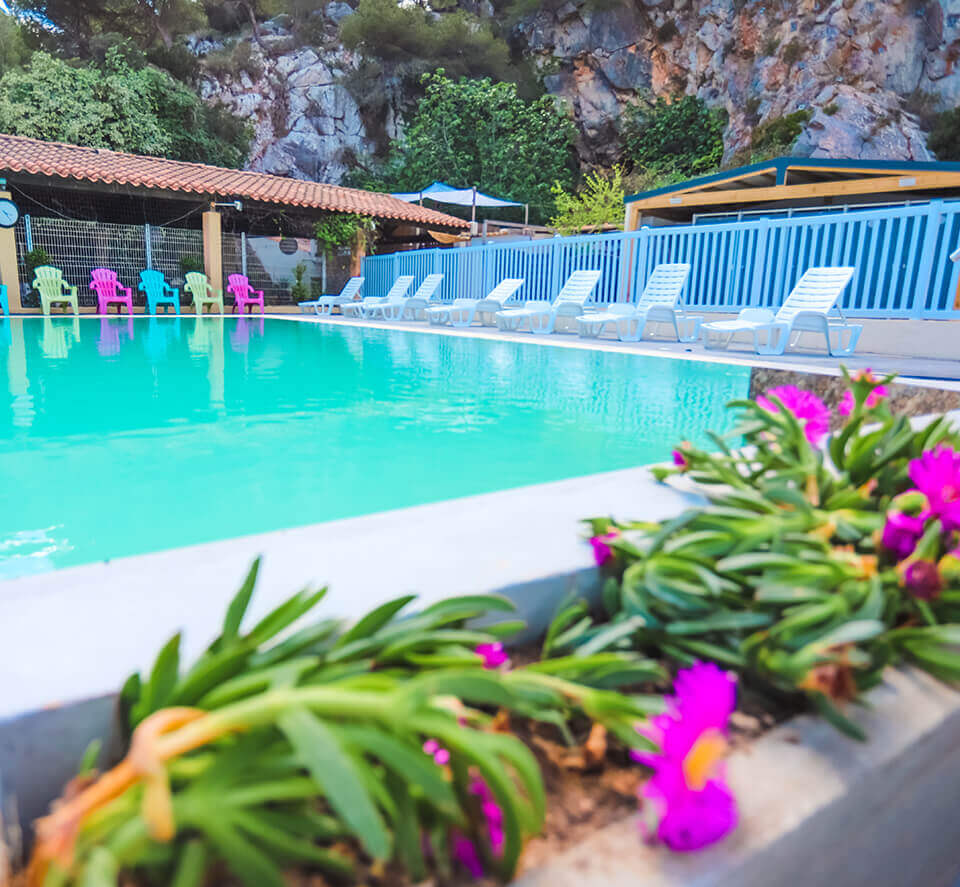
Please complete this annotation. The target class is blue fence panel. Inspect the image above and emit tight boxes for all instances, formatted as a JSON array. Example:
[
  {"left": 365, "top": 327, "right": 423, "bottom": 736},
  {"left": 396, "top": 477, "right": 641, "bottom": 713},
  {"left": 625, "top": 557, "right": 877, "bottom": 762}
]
[{"left": 362, "top": 201, "right": 960, "bottom": 318}]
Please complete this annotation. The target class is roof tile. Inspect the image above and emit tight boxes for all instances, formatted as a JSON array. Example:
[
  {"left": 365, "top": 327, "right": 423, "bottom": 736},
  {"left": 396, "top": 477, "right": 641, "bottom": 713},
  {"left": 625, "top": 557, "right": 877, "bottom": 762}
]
[{"left": 0, "top": 133, "right": 469, "bottom": 229}]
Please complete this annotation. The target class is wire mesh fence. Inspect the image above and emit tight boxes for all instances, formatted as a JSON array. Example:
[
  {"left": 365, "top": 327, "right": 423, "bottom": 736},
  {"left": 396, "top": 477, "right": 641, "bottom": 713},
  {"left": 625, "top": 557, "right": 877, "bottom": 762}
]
[{"left": 222, "top": 233, "right": 326, "bottom": 306}]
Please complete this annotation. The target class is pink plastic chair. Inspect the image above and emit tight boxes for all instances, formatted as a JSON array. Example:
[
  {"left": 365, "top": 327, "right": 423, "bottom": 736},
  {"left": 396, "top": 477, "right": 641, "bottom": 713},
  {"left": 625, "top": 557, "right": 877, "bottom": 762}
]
[
  {"left": 90, "top": 268, "right": 134, "bottom": 315},
  {"left": 227, "top": 274, "right": 265, "bottom": 314}
]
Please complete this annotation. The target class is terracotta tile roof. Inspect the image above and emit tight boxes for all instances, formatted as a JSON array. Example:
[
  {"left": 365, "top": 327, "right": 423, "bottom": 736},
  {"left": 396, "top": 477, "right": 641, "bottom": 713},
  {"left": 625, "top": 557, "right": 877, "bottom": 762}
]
[{"left": 0, "top": 133, "right": 469, "bottom": 229}]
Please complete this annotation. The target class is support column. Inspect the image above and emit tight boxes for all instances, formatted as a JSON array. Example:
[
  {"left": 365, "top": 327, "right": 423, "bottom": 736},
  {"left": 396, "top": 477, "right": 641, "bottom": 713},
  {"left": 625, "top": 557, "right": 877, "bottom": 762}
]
[
  {"left": 202, "top": 208, "right": 222, "bottom": 300},
  {"left": 0, "top": 191, "right": 22, "bottom": 312}
]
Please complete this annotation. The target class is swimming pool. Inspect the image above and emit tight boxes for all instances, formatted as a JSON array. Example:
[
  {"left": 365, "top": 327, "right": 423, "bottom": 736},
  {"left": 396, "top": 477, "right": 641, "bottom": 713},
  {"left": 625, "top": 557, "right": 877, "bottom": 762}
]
[{"left": 0, "top": 317, "right": 750, "bottom": 577}]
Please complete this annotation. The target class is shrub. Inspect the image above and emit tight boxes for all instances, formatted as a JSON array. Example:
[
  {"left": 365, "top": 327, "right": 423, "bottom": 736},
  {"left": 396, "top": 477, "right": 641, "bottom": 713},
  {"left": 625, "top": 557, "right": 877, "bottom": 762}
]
[
  {"left": 823, "top": 102, "right": 840, "bottom": 116},
  {"left": 928, "top": 108, "right": 960, "bottom": 161},
  {"left": 179, "top": 254, "right": 204, "bottom": 275},
  {"left": 781, "top": 38, "right": 803, "bottom": 65},
  {"left": 623, "top": 95, "right": 727, "bottom": 180},
  {"left": 314, "top": 213, "right": 376, "bottom": 255},
  {"left": 750, "top": 108, "right": 812, "bottom": 158},
  {"left": 571, "top": 370, "right": 960, "bottom": 739},
  {"left": 24, "top": 247, "right": 52, "bottom": 279},
  {"left": 27, "top": 563, "right": 659, "bottom": 886},
  {"left": 656, "top": 21, "right": 680, "bottom": 43},
  {"left": 762, "top": 36, "right": 780, "bottom": 56},
  {"left": 549, "top": 166, "right": 626, "bottom": 235},
  {"left": 0, "top": 49, "right": 251, "bottom": 167},
  {"left": 340, "top": 0, "right": 511, "bottom": 83},
  {"left": 289, "top": 261, "right": 310, "bottom": 302}
]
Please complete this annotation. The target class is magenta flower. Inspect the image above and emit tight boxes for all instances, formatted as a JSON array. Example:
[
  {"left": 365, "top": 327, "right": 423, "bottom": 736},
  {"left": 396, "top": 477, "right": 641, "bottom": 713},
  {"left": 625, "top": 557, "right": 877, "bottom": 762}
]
[
  {"left": 632, "top": 662, "right": 738, "bottom": 852},
  {"left": 475, "top": 642, "right": 509, "bottom": 670},
  {"left": 839, "top": 375, "right": 889, "bottom": 416},
  {"left": 423, "top": 739, "right": 450, "bottom": 766},
  {"left": 900, "top": 560, "right": 943, "bottom": 600},
  {"left": 881, "top": 510, "right": 926, "bottom": 561},
  {"left": 451, "top": 830, "right": 484, "bottom": 878},
  {"left": 469, "top": 775, "right": 505, "bottom": 856},
  {"left": 756, "top": 385, "right": 831, "bottom": 447},
  {"left": 908, "top": 445, "right": 960, "bottom": 531},
  {"left": 672, "top": 449, "right": 689, "bottom": 470},
  {"left": 589, "top": 530, "right": 620, "bottom": 566}
]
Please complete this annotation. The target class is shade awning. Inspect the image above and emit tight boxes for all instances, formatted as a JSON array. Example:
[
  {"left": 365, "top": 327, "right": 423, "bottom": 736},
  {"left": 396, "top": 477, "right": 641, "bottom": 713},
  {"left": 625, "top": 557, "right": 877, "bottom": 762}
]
[{"left": 390, "top": 181, "right": 523, "bottom": 208}]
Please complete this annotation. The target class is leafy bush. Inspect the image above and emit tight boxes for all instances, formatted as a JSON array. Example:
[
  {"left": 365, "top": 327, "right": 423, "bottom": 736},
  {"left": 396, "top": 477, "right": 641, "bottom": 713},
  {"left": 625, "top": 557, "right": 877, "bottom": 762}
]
[
  {"left": 179, "top": 254, "right": 204, "bottom": 275},
  {"left": 750, "top": 108, "right": 812, "bottom": 158},
  {"left": 352, "top": 72, "right": 577, "bottom": 223},
  {"left": 314, "top": 213, "right": 376, "bottom": 255},
  {"left": 781, "top": 38, "right": 803, "bottom": 65},
  {"left": 24, "top": 246, "right": 52, "bottom": 280},
  {"left": 622, "top": 95, "right": 726, "bottom": 181},
  {"left": 0, "top": 49, "right": 251, "bottom": 167},
  {"left": 549, "top": 166, "right": 626, "bottom": 235},
  {"left": 289, "top": 261, "right": 309, "bottom": 302},
  {"left": 340, "top": 0, "right": 511, "bottom": 83},
  {"left": 928, "top": 108, "right": 960, "bottom": 162},
  {"left": 202, "top": 39, "right": 264, "bottom": 81},
  {"left": 28, "top": 562, "right": 660, "bottom": 886},
  {"left": 569, "top": 371, "right": 960, "bottom": 739}
]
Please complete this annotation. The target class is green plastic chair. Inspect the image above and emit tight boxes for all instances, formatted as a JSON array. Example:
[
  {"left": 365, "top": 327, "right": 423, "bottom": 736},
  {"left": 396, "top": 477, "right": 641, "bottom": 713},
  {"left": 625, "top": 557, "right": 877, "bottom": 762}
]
[
  {"left": 185, "top": 271, "right": 223, "bottom": 315},
  {"left": 33, "top": 265, "right": 79, "bottom": 315}
]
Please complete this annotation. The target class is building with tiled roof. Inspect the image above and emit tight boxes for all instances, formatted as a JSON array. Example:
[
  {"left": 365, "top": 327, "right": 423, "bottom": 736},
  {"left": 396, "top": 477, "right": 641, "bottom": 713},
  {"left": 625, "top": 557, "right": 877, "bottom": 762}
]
[{"left": 0, "top": 133, "right": 467, "bottom": 230}]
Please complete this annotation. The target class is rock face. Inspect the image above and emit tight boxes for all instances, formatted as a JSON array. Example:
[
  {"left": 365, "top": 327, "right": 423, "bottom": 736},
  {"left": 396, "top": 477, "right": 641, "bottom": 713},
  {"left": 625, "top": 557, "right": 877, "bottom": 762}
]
[
  {"left": 196, "top": 11, "right": 396, "bottom": 183},
  {"left": 198, "top": 0, "right": 960, "bottom": 184}
]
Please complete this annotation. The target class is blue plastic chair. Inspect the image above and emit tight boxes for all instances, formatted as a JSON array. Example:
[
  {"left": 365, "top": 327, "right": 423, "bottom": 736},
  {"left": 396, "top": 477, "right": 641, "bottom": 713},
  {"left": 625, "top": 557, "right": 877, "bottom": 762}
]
[
  {"left": 0, "top": 283, "right": 8, "bottom": 315},
  {"left": 139, "top": 269, "right": 180, "bottom": 315}
]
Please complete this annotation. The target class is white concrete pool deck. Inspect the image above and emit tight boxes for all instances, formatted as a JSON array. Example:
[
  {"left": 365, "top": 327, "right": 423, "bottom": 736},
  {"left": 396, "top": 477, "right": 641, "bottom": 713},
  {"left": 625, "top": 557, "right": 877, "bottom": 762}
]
[{"left": 277, "top": 312, "right": 960, "bottom": 385}]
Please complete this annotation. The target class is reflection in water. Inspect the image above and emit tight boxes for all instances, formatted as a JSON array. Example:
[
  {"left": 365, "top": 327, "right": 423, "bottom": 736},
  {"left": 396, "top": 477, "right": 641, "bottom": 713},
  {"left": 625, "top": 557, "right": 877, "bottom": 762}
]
[
  {"left": 97, "top": 316, "right": 135, "bottom": 356},
  {"left": 229, "top": 315, "right": 265, "bottom": 353},
  {"left": 41, "top": 316, "right": 81, "bottom": 359},
  {"left": 145, "top": 317, "right": 182, "bottom": 360},
  {"left": 0, "top": 318, "right": 751, "bottom": 576}
]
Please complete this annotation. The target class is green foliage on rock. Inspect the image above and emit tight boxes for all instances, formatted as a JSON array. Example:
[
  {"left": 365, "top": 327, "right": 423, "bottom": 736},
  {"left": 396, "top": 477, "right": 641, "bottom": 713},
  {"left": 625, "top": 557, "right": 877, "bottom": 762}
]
[
  {"left": 750, "top": 108, "right": 812, "bottom": 158},
  {"left": 352, "top": 72, "right": 577, "bottom": 222},
  {"left": 0, "top": 48, "right": 250, "bottom": 166},
  {"left": 549, "top": 166, "right": 625, "bottom": 235},
  {"left": 314, "top": 214, "right": 376, "bottom": 254},
  {"left": 928, "top": 108, "right": 960, "bottom": 162},
  {"left": 623, "top": 95, "right": 727, "bottom": 182},
  {"left": 340, "top": 0, "right": 511, "bottom": 83}
]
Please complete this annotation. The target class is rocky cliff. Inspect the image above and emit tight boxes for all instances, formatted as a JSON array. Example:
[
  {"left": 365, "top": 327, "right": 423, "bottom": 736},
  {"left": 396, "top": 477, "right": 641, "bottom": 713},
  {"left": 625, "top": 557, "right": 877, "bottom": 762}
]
[{"left": 198, "top": 0, "right": 960, "bottom": 184}]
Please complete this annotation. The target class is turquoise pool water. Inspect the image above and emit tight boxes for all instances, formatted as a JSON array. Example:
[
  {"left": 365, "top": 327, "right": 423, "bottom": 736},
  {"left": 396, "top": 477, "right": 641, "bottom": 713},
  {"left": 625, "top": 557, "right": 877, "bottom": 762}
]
[{"left": 0, "top": 317, "right": 750, "bottom": 577}]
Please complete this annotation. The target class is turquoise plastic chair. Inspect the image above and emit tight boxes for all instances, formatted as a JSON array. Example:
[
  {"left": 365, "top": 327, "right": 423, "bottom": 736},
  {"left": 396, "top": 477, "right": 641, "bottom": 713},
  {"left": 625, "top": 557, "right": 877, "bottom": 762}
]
[
  {"left": 0, "top": 283, "right": 7, "bottom": 315},
  {"left": 139, "top": 269, "right": 180, "bottom": 315}
]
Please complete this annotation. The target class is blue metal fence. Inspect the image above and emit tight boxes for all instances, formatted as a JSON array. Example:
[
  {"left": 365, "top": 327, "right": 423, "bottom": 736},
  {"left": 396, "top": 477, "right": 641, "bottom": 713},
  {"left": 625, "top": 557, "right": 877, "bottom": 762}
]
[{"left": 363, "top": 200, "right": 960, "bottom": 318}]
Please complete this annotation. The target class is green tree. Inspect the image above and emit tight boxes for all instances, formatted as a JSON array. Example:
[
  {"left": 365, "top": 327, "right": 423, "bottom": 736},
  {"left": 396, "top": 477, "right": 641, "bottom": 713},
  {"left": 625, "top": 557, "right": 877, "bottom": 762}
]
[
  {"left": 354, "top": 72, "right": 577, "bottom": 222},
  {"left": 0, "top": 13, "right": 30, "bottom": 74},
  {"left": 0, "top": 48, "right": 250, "bottom": 166},
  {"left": 623, "top": 95, "right": 726, "bottom": 181},
  {"left": 12, "top": 0, "right": 204, "bottom": 54},
  {"left": 549, "top": 166, "right": 625, "bottom": 235}
]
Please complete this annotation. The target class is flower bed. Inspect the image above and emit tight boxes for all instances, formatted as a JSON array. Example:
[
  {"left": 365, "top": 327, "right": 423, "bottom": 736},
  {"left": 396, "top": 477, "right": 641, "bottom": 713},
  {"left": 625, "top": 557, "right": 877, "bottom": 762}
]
[{"left": 8, "top": 370, "right": 960, "bottom": 887}]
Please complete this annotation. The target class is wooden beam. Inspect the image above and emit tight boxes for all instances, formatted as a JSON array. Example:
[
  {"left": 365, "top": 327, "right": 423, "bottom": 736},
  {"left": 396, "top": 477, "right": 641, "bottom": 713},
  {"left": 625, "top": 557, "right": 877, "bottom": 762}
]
[{"left": 628, "top": 173, "right": 960, "bottom": 211}]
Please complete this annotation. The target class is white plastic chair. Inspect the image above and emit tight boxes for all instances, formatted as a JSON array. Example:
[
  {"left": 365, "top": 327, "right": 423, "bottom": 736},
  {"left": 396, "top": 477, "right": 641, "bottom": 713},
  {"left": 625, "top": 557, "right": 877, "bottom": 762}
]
[
  {"left": 495, "top": 270, "right": 602, "bottom": 335},
  {"left": 426, "top": 278, "right": 524, "bottom": 327},
  {"left": 577, "top": 264, "right": 694, "bottom": 342},
  {"left": 298, "top": 276, "right": 363, "bottom": 315},
  {"left": 700, "top": 266, "right": 861, "bottom": 356},
  {"left": 366, "top": 273, "right": 443, "bottom": 320},
  {"left": 342, "top": 275, "right": 414, "bottom": 318}
]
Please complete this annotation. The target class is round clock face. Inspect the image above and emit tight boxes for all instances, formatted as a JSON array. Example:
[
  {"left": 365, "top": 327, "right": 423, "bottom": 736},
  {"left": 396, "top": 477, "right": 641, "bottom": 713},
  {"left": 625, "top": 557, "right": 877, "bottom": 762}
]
[{"left": 0, "top": 198, "right": 18, "bottom": 229}]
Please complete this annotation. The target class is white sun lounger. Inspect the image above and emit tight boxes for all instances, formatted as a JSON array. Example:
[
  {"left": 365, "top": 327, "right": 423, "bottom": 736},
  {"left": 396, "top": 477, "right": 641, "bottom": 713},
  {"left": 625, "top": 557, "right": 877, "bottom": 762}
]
[
  {"left": 495, "top": 270, "right": 602, "bottom": 335},
  {"left": 364, "top": 274, "right": 443, "bottom": 320},
  {"left": 298, "top": 276, "right": 364, "bottom": 315},
  {"left": 700, "top": 266, "right": 861, "bottom": 356},
  {"left": 342, "top": 275, "right": 414, "bottom": 318},
  {"left": 577, "top": 263, "right": 694, "bottom": 342},
  {"left": 425, "top": 278, "right": 525, "bottom": 327}
]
